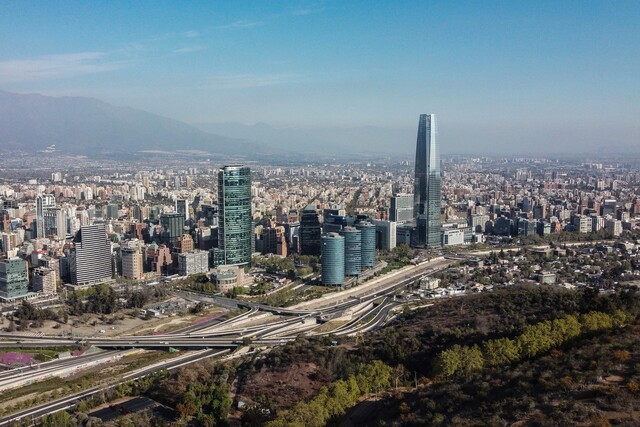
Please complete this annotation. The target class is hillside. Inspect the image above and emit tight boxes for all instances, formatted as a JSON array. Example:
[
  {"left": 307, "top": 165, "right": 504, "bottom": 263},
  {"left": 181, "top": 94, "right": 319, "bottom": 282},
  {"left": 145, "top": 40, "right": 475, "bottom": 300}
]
[
  {"left": 39, "top": 285, "right": 640, "bottom": 426},
  {"left": 0, "top": 90, "right": 262, "bottom": 156}
]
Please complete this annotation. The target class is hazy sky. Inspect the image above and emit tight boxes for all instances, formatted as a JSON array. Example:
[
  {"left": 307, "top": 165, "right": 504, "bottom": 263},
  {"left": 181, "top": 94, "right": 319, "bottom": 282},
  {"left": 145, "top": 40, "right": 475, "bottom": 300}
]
[{"left": 1, "top": 1, "right": 638, "bottom": 153}]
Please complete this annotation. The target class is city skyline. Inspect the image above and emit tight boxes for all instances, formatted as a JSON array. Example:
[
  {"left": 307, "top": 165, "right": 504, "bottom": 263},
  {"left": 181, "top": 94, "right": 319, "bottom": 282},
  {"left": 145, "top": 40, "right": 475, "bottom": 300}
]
[
  {"left": 0, "top": 1, "right": 638, "bottom": 155},
  {"left": 1, "top": 139, "right": 639, "bottom": 425},
  {"left": 1, "top": 2, "right": 640, "bottom": 424}
]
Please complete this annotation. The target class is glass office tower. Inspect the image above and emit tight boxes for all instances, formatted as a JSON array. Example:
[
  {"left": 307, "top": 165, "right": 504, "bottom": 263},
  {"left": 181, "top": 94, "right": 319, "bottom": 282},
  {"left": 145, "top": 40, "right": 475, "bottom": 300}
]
[
  {"left": 341, "top": 226, "right": 362, "bottom": 276},
  {"left": 218, "top": 166, "right": 252, "bottom": 267},
  {"left": 355, "top": 221, "right": 376, "bottom": 268},
  {"left": 300, "top": 204, "right": 322, "bottom": 256},
  {"left": 413, "top": 114, "right": 441, "bottom": 248},
  {"left": 321, "top": 232, "right": 345, "bottom": 286}
]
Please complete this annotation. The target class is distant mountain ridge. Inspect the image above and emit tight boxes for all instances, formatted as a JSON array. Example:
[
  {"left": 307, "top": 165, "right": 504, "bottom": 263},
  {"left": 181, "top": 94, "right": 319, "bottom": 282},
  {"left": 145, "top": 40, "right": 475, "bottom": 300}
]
[
  {"left": 0, "top": 90, "right": 262, "bottom": 156},
  {"left": 192, "top": 121, "right": 416, "bottom": 156}
]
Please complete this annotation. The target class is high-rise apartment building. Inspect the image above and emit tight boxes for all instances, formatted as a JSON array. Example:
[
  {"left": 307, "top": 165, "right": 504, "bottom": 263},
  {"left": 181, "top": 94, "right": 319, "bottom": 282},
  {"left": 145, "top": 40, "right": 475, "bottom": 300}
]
[
  {"left": 176, "top": 234, "right": 194, "bottom": 253},
  {"left": 573, "top": 214, "right": 592, "bottom": 233},
  {"left": 147, "top": 243, "right": 172, "bottom": 276},
  {"left": 35, "top": 194, "right": 55, "bottom": 238},
  {"left": 54, "top": 208, "right": 67, "bottom": 238},
  {"left": 216, "top": 166, "right": 252, "bottom": 267},
  {"left": 121, "top": 247, "right": 143, "bottom": 280},
  {"left": 413, "top": 114, "right": 441, "bottom": 248},
  {"left": 32, "top": 267, "right": 57, "bottom": 294},
  {"left": 1, "top": 210, "right": 11, "bottom": 232}
]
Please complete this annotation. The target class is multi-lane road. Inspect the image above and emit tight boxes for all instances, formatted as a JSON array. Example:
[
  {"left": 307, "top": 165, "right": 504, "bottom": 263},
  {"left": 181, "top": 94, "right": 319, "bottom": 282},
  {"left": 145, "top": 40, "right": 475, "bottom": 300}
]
[
  {"left": 0, "top": 349, "right": 230, "bottom": 427},
  {"left": 0, "top": 255, "right": 454, "bottom": 424}
]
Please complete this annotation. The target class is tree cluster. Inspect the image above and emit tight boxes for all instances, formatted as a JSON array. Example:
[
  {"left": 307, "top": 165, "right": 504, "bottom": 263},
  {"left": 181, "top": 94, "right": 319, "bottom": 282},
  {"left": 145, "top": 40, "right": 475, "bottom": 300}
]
[
  {"left": 67, "top": 284, "right": 119, "bottom": 315},
  {"left": 14, "top": 300, "right": 61, "bottom": 328},
  {"left": 346, "top": 321, "right": 640, "bottom": 426},
  {"left": 148, "top": 359, "right": 233, "bottom": 425},
  {"left": 266, "top": 360, "right": 392, "bottom": 427},
  {"left": 435, "top": 310, "right": 629, "bottom": 378}
]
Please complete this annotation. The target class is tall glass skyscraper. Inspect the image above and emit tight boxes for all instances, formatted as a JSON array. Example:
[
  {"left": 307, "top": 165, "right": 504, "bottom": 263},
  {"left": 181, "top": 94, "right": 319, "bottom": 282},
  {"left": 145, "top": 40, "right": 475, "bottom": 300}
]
[
  {"left": 300, "top": 204, "right": 322, "bottom": 256},
  {"left": 413, "top": 114, "right": 441, "bottom": 248},
  {"left": 217, "top": 165, "right": 252, "bottom": 267},
  {"left": 321, "top": 232, "right": 345, "bottom": 286},
  {"left": 355, "top": 221, "right": 377, "bottom": 267},
  {"left": 341, "top": 226, "right": 361, "bottom": 276}
]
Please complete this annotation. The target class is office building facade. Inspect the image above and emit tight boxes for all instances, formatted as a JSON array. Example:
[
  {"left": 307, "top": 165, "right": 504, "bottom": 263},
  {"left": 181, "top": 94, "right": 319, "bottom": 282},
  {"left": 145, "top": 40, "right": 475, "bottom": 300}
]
[
  {"left": 390, "top": 193, "right": 414, "bottom": 223},
  {"left": 0, "top": 257, "right": 30, "bottom": 300},
  {"left": 300, "top": 204, "right": 322, "bottom": 256},
  {"left": 71, "top": 223, "right": 112, "bottom": 286},
  {"left": 178, "top": 250, "right": 209, "bottom": 276},
  {"left": 176, "top": 199, "right": 189, "bottom": 220},
  {"left": 373, "top": 220, "right": 397, "bottom": 251},
  {"left": 217, "top": 166, "right": 252, "bottom": 267},
  {"left": 356, "top": 221, "right": 376, "bottom": 268},
  {"left": 341, "top": 226, "right": 362, "bottom": 276},
  {"left": 160, "top": 213, "right": 185, "bottom": 245},
  {"left": 321, "top": 233, "right": 345, "bottom": 286},
  {"left": 413, "top": 114, "right": 441, "bottom": 248}
]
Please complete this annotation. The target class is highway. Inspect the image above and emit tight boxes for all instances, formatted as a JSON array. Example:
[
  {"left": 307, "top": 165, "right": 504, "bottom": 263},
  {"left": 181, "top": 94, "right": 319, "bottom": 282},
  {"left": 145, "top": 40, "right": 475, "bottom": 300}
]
[
  {"left": 0, "top": 349, "right": 131, "bottom": 392},
  {"left": 0, "top": 349, "right": 230, "bottom": 427},
  {"left": 0, "top": 255, "right": 455, "bottom": 424},
  {"left": 0, "top": 258, "right": 453, "bottom": 351}
]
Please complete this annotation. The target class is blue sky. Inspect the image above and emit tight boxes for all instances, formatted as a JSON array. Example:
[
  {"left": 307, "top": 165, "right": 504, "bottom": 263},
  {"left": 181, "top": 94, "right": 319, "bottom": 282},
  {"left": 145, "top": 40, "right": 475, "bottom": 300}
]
[{"left": 1, "top": 0, "right": 638, "bottom": 153}]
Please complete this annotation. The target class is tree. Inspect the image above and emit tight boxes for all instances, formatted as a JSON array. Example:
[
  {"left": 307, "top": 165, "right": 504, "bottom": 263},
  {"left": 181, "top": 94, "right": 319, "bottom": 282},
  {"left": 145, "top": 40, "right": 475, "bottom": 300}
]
[
  {"left": 434, "top": 345, "right": 463, "bottom": 377},
  {"left": 191, "top": 301, "right": 205, "bottom": 314},
  {"left": 41, "top": 411, "right": 74, "bottom": 427},
  {"left": 483, "top": 338, "right": 520, "bottom": 367}
]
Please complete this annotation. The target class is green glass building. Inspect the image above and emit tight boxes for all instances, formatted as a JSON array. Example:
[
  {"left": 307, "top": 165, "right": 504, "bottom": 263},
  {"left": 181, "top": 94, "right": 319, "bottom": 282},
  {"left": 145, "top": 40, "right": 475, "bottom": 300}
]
[
  {"left": 217, "top": 165, "right": 252, "bottom": 267},
  {"left": 0, "top": 257, "right": 29, "bottom": 300}
]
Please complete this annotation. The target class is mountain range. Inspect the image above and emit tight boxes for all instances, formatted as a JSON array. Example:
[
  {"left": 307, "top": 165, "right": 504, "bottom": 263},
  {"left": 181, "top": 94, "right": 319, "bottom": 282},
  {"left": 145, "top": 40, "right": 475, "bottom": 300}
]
[
  {"left": 0, "top": 90, "right": 416, "bottom": 159},
  {"left": 0, "top": 90, "right": 260, "bottom": 156},
  {"left": 191, "top": 121, "right": 416, "bottom": 156}
]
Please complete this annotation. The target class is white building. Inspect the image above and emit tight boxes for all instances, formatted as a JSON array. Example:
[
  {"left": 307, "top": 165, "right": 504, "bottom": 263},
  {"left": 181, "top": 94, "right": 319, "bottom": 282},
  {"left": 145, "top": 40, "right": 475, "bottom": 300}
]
[
  {"left": 178, "top": 250, "right": 209, "bottom": 276},
  {"left": 573, "top": 214, "right": 592, "bottom": 233},
  {"left": 605, "top": 219, "right": 623, "bottom": 237},
  {"left": 442, "top": 228, "right": 465, "bottom": 246}
]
